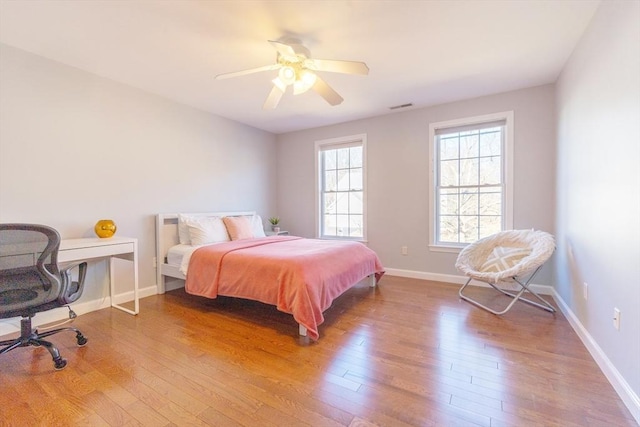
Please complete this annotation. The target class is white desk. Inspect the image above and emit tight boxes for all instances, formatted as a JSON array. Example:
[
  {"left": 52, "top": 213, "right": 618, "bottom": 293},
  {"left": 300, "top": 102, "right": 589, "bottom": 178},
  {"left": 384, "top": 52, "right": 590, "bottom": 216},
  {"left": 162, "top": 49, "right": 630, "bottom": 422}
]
[{"left": 59, "top": 237, "right": 139, "bottom": 315}]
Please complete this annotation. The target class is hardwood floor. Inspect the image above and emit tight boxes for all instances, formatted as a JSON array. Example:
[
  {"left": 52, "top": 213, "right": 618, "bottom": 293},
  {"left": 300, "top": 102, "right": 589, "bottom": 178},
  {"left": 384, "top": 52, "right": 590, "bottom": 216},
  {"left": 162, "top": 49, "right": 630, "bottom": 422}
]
[{"left": 0, "top": 275, "right": 636, "bottom": 426}]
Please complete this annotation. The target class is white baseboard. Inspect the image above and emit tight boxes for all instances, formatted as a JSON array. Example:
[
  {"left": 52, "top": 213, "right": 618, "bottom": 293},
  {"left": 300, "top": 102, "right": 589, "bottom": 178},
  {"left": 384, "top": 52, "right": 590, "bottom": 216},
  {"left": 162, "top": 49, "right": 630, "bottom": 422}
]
[
  {"left": 112, "top": 285, "right": 158, "bottom": 305},
  {"left": 551, "top": 289, "right": 640, "bottom": 424},
  {"left": 0, "top": 285, "right": 157, "bottom": 338},
  {"left": 384, "top": 267, "right": 466, "bottom": 284},
  {"left": 164, "top": 280, "right": 185, "bottom": 292},
  {"left": 383, "top": 267, "right": 554, "bottom": 295}
]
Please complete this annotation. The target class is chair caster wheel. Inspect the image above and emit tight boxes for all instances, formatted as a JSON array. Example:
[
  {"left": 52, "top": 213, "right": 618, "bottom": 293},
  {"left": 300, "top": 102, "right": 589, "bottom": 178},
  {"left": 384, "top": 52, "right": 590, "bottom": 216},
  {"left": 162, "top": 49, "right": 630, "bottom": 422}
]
[
  {"left": 76, "top": 334, "right": 88, "bottom": 347},
  {"left": 54, "top": 357, "right": 67, "bottom": 370}
]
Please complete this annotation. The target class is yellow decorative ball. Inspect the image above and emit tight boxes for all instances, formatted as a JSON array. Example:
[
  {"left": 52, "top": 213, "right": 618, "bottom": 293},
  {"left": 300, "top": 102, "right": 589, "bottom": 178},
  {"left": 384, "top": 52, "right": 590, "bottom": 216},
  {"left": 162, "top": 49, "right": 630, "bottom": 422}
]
[{"left": 94, "top": 219, "right": 116, "bottom": 238}]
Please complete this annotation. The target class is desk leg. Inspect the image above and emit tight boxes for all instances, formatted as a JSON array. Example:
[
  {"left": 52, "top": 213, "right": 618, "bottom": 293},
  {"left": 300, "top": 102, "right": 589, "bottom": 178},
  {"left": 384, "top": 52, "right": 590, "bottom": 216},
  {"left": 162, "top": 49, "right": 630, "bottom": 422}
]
[
  {"left": 133, "top": 247, "right": 139, "bottom": 314},
  {"left": 109, "top": 252, "right": 139, "bottom": 316}
]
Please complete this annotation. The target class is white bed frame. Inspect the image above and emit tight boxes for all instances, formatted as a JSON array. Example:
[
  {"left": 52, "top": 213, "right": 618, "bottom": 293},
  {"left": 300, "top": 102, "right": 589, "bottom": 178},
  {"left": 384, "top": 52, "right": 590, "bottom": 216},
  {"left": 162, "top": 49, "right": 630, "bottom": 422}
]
[
  {"left": 155, "top": 211, "right": 256, "bottom": 293},
  {"left": 155, "top": 211, "right": 377, "bottom": 337}
]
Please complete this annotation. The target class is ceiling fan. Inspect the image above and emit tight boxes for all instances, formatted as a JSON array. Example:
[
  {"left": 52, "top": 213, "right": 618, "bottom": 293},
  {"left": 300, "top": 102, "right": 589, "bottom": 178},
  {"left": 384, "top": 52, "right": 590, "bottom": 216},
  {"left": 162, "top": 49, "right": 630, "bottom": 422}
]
[{"left": 215, "top": 39, "right": 369, "bottom": 109}]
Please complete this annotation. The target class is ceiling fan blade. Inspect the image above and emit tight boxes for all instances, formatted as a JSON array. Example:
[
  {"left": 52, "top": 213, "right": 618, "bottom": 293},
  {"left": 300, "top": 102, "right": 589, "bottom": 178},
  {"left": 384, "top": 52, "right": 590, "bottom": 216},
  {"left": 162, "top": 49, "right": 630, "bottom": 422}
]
[
  {"left": 215, "top": 64, "right": 280, "bottom": 80},
  {"left": 310, "top": 59, "right": 369, "bottom": 75},
  {"left": 268, "top": 40, "right": 298, "bottom": 61},
  {"left": 312, "top": 76, "right": 344, "bottom": 106},
  {"left": 263, "top": 84, "right": 285, "bottom": 110}
]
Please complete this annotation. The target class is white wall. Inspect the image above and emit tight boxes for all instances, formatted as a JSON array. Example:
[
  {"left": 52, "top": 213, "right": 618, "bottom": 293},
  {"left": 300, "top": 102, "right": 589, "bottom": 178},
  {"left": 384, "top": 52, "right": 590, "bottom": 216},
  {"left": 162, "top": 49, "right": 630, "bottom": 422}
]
[
  {"left": 276, "top": 84, "right": 557, "bottom": 283},
  {"left": 555, "top": 0, "right": 640, "bottom": 413},
  {"left": 0, "top": 43, "right": 277, "bottom": 302}
]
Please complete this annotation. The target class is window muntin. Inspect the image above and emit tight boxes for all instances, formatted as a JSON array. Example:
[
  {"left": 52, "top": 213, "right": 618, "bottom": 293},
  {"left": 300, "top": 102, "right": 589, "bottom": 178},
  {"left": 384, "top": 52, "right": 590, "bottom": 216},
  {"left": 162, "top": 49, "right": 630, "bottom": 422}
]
[
  {"left": 316, "top": 135, "right": 366, "bottom": 240},
  {"left": 429, "top": 112, "right": 513, "bottom": 250}
]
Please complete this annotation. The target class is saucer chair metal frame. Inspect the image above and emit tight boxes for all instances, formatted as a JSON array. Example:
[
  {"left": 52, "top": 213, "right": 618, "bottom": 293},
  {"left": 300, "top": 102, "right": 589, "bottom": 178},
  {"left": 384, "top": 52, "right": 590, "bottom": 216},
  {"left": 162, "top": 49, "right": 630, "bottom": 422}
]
[{"left": 455, "top": 229, "right": 556, "bottom": 315}]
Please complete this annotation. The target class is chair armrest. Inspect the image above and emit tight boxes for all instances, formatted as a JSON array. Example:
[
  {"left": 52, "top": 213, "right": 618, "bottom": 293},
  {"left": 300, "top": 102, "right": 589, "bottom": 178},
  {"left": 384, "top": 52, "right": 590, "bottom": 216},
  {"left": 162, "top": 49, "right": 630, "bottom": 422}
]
[{"left": 58, "top": 261, "right": 87, "bottom": 305}]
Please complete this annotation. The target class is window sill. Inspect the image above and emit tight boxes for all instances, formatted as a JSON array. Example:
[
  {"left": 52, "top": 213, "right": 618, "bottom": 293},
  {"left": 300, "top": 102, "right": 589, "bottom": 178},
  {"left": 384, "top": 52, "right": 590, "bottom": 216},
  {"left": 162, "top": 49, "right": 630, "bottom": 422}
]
[
  {"left": 318, "top": 236, "right": 368, "bottom": 243},
  {"left": 429, "top": 244, "right": 465, "bottom": 254}
]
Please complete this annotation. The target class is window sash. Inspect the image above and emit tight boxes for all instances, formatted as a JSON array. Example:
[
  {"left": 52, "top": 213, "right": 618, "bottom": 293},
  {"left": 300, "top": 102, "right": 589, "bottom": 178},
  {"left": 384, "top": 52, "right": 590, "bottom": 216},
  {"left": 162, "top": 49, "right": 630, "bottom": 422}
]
[
  {"left": 429, "top": 112, "right": 513, "bottom": 250},
  {"left": 315, "top": 134, "right": 367, "bottom": 240},
  {"left": 434, "top": 119, "right": 506, "bottom": 135},
  {"left": 435, "top": 125, "right": 505, "bottom": 245}
]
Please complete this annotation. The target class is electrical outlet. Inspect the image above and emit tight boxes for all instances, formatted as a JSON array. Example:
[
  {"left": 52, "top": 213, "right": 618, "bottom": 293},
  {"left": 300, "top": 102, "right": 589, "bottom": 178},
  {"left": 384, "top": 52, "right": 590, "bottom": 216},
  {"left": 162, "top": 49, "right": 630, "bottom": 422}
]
[
  {"left": 613, "top": 308, "right": 621, "bottom": 330},
  {"left": 401, "top": 246, "right": 408, "bottom": 255},
  {"left": 583, "top": 282, "right": 588, "bottom": 300}
]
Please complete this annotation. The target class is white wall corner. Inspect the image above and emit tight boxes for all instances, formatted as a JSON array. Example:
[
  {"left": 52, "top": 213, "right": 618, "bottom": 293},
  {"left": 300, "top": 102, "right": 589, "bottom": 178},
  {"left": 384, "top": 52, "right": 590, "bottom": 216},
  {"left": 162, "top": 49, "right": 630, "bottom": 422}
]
[{"left": 551, "top": 289, "right": 640, "bottom": 424}]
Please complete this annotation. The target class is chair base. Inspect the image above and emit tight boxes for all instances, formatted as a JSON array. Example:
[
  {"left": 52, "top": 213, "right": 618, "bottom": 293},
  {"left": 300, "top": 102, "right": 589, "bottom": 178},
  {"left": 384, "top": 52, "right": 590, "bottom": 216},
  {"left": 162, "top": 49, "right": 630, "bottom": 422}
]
[
  {"left": 0, "top": 316, "right": 88, "bottom": 370},
  {"left": 459, "top": 266, "right": 556, "bottom": 315}
]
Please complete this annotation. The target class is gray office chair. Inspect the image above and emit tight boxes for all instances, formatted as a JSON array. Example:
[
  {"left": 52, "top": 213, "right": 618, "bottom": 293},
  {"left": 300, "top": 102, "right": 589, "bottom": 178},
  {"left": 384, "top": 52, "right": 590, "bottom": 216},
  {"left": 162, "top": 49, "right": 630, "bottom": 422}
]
[{"left": 0, "top": 224, "right": 88, "bottom": 370}]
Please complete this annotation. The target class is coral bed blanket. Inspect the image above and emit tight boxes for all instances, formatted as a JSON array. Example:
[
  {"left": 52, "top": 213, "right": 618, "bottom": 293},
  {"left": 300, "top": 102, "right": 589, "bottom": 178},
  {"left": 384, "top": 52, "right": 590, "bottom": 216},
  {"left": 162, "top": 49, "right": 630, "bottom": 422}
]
[{"left": 185, "top": 236, "right": 384, "bottom": 340}]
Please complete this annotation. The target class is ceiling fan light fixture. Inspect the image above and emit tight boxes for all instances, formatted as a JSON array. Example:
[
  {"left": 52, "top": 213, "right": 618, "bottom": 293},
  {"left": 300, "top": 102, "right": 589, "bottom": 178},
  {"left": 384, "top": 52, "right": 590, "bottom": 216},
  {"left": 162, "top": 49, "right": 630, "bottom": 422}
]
[
  {"left": 293, "top": 70, "right": 318, "bottom": 95},
  {"left": 216, "top": 39, "right": 369, "bottom": 108},
  {"left": 279, "top": 65, "right": 296, "bottom": 85}
]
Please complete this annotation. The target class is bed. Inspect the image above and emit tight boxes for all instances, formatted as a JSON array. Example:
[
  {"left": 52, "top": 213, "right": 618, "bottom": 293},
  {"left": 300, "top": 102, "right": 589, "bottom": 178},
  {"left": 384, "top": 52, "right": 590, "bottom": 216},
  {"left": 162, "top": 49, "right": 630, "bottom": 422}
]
[{"left": 155, "top": 212, "right": 384, "bottom": 340}]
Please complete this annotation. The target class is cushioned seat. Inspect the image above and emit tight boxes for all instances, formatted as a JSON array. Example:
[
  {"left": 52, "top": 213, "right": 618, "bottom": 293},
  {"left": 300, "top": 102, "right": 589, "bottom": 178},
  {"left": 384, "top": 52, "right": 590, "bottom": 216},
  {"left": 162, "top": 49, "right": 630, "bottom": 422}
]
[
  {"left": 1, "top": 224, "right": 88, "bottom": 370},
  {"left": 455, "top": 229, "right": 556, "bottom": 315}
]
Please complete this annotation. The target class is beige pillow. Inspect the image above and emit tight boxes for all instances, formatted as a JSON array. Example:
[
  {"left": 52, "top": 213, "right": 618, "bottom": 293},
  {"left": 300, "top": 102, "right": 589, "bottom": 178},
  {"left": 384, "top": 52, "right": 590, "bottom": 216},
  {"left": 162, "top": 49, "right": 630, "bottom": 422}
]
[
  {"left": 223, "top": 216, "right": 254, "bottom": 241},
  {"left": 480, "top": 246, "right": 531, "bottom": 273}
]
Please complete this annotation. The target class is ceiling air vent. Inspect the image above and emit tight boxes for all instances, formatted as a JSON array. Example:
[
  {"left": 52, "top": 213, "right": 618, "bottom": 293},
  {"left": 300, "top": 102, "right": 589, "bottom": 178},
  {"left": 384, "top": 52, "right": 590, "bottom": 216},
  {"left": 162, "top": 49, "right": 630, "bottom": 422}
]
[{"left": 389, "top": 103, "right": 413, "bottom": 110}]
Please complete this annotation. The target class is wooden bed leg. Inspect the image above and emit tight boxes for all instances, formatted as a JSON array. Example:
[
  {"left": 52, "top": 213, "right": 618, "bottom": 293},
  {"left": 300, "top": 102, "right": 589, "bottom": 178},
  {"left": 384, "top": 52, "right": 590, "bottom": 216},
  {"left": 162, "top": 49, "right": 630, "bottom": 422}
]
[
  {"left": 298, "top": 324, "right": 307, "bottom": 337},
  {"left": 369, "top": 274, "right": 377, "bottom": 288}
]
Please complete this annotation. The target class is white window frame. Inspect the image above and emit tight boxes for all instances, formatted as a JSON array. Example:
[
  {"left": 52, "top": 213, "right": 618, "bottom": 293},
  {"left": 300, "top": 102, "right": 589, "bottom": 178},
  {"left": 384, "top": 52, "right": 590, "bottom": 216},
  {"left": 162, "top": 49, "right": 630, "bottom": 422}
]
[
  {"left": 315, "top": 134, "right": 367, "bottom": 241},
  {"left": 428, "top": 111, "right": 514, "bottom": 252}
]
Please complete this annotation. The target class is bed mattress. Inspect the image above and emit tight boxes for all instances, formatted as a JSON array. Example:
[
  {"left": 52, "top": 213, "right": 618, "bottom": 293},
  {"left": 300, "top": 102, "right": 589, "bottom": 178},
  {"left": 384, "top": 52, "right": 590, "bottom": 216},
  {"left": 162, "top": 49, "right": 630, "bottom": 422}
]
[{"left": 166, "top": 244, "right": 194, "bottom": 267}]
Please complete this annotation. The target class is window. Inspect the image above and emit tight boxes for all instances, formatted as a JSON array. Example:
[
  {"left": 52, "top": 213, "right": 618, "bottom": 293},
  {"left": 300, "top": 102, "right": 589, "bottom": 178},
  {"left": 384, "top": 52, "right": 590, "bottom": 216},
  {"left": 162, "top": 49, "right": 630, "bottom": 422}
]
[
  {"left": 429, "top": 112, "right": 513, "bottom": 250},
  {"left": 315, "top": 134, "right": 366, "bottom": 240}
]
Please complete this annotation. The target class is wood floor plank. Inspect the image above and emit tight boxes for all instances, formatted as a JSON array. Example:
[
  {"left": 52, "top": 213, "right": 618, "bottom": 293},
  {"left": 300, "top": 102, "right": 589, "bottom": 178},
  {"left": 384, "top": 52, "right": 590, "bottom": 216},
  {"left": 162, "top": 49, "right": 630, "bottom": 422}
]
[
  {"left": 0, "top": 382, "right": 41, "bottom": 425},
  {"left": 311, "top": 381, "right": 423, "bottom": 427},
  {"left": 80, "top": 390, "right": 142, "bottom": 426},
  {"left": 0, "top": 276, "right": 636, "bottom": 426},
  {"left": 124, "top": 399, "right": 173, "bottom": 426}
]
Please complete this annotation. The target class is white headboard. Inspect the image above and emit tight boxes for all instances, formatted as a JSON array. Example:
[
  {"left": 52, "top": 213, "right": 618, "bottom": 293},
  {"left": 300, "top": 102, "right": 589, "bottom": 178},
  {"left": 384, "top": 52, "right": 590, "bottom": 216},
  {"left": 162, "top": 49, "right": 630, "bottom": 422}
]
[{"left": 155, "top": 211, "right": 255, "bottom": 292}]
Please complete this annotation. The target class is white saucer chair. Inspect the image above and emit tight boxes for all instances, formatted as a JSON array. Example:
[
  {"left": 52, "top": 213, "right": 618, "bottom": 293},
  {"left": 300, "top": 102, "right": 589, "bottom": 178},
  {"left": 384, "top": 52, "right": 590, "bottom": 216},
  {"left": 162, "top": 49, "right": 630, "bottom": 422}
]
[{"left": 455, "top": 229, "right": 556, "bottom": 315}]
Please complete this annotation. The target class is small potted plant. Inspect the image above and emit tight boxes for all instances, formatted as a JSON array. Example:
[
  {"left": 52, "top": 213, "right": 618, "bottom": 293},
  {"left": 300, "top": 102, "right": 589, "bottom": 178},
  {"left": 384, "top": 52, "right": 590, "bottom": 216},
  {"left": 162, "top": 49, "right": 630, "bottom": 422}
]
[{"left": 268, "top": 216, "right": 280, "bottom": 232}]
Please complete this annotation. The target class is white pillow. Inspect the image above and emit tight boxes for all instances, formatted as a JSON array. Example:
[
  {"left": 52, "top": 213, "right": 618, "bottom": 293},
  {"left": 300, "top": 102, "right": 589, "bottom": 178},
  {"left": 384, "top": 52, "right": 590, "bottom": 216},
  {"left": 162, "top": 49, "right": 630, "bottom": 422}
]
[
  {"left": 251, "top": 215, "right": 266, "bottom": 238},
  {"left": 178, "top": 214, "right": 194, "bottom": 245},
  {"left": 186, "top": 216, "right": 230, "bottom": 246}
]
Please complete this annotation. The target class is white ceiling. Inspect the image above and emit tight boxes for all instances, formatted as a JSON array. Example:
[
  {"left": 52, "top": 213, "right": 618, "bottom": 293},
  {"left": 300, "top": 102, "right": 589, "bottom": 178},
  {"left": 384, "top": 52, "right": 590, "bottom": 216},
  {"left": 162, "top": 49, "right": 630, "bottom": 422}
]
[{"left": 0, "top": 0, "right": 600, "bottom": 134}]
